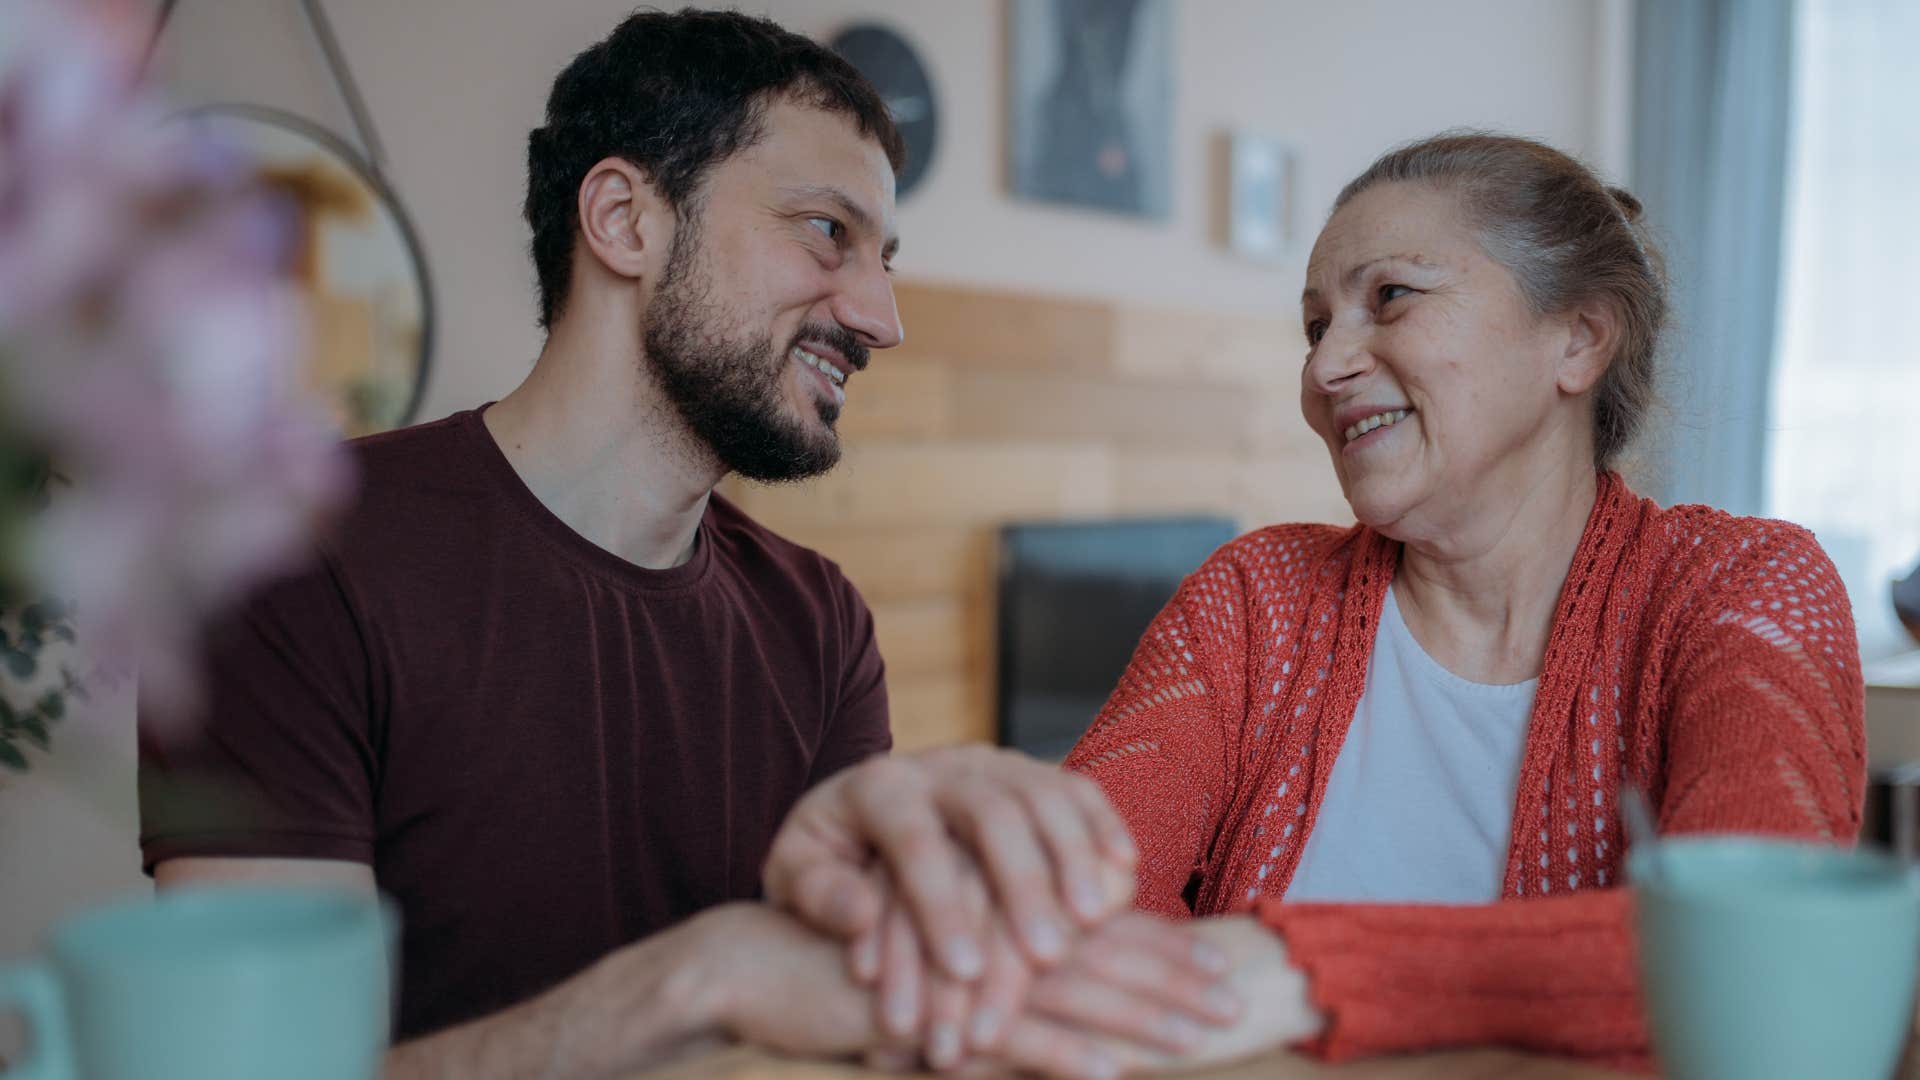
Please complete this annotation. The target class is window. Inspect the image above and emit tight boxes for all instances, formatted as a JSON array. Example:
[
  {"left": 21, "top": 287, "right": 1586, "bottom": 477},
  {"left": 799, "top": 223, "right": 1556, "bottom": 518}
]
[{"left": 1767, "top": 0, "right": 1920, "bottom": 660}]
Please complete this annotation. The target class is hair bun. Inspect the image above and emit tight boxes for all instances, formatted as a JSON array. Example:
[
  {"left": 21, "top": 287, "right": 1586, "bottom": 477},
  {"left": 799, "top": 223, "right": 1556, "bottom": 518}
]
[{"left": 1606, "top": 185, "right": 1644, "bottom": 223}]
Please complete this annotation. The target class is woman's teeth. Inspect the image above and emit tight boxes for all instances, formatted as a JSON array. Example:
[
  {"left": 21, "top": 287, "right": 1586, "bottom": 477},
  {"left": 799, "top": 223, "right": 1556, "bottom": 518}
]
[
  {"left": 792, "top": 346, "right": 845, "bottom": 386},
  {"left": 1343, "top": 409, "right": 1409, "bottom": 444}
]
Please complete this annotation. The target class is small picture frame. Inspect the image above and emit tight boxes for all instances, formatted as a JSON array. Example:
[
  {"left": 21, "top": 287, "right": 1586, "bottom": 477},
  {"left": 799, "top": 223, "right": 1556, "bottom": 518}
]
[{"left": 1225, "top": 133, "right": 1298, "bottom": 262}]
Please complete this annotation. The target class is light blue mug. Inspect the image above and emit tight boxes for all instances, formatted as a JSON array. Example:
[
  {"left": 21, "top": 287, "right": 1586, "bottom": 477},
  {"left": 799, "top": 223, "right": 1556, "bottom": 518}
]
[
  {"left": 1632, "top": 836, "right": 1920, "bottom": 1080},
  {"left": 0, "top": 885, "right": 395, "bottom": 1080}
]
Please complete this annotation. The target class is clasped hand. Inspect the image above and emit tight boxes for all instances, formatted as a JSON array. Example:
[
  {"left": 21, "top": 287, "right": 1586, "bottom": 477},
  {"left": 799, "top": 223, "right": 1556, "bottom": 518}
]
[{"left": 753, "top": 747, "right": 1315, "bottom": 1079}]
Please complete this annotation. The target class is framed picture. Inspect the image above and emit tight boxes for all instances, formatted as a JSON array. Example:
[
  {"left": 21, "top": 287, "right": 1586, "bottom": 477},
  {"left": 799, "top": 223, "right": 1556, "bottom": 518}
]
[
  {"left": 1225, "top": 132, "right": 1298, "bottom": 263},
  {"left": 1008, "top": 0, "right": 1172, "bottom": 219}
]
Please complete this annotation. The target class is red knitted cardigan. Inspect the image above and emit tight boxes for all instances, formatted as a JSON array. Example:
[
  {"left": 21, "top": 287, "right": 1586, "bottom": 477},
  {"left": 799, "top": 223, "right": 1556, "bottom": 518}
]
[{"left": 1063, "top": 472, "right": 1867, "bottom": 1069}]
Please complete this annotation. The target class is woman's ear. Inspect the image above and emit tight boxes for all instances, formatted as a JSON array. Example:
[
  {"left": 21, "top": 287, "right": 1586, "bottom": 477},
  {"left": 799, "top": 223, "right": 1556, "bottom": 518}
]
[
  {"left": 1557, "top": 299, "right": 1620, "bottom": 396},
  {"left": 575, "top": 156, "right": 673, "bottom": 285}
]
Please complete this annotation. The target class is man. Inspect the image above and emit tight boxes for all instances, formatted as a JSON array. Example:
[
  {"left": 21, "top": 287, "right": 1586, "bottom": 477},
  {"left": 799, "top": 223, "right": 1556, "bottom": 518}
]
[{"left": 140, "top": 9, "right": 1231, "bottom": 1079}]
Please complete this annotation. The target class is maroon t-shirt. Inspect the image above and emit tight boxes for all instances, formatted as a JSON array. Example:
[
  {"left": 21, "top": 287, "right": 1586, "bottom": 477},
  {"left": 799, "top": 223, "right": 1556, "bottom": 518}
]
[{"left": 138, "top": 408, "right": 890, "bottom": 1039}]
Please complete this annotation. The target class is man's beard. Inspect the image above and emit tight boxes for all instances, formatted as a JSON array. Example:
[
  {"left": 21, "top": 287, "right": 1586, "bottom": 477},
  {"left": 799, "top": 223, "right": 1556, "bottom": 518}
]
[{"left": 642, "top": 223, "right": 861, "bottom": 483}]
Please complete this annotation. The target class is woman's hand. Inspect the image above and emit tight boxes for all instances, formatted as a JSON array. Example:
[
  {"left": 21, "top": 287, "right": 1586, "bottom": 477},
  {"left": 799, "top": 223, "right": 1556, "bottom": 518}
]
[
  {"left": 998, "top": 914, "right": 1323, "bottom": 1077},
  {"left": 854, "top": 864, "right": 1245, "bottom": 1080}
]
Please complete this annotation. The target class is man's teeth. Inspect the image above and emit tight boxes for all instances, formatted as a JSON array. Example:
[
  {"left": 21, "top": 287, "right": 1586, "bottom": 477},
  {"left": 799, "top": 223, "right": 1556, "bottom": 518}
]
[
  {"left": 792, "top": 346, "right": 846, "bottom": 386},
  {"left": 1343, "top": 409, "right": 1410, "bottom": 443}
]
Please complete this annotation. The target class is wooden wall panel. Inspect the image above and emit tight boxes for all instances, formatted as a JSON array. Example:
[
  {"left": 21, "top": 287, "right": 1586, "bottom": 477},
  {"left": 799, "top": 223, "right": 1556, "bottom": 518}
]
[
  {"left": 888, "top": 675, "right": 988, "bottom": 750},
  {"left": 1110, "top": 451, "right": 1246, "bottom": 517},
  {"left": 950, "top": 372, "right": 1257, "bottom": 452},
  {"left": 835, "top": 357, "right": 954, "bottom": 440},
  {"left": 1109, "top": 306, "right": 1300, "bottom": 385},
  {"left": 870, "top": 598, "right": 973, "bottom": 679},
  {"left": 756, "top": 524, "right": 988, "bottom": 604},
  {"left": 731, "top": 282, "right": 1345, "bottom": 750},
  {"left": 893, "top": 282, "right": 1113, "bottom": 375}
]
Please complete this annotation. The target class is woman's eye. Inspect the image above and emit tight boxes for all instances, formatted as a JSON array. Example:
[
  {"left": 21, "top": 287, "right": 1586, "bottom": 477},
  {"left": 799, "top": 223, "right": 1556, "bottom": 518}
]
[
  {"left": 1305, "top": 320, "right": 1327, "bottom": 345},
  {"left": 1378, "top": 283, "right": 1414, "bottom": 305},
  {"left": 806, "top": 216, "right": 842, "bottom": 241}
]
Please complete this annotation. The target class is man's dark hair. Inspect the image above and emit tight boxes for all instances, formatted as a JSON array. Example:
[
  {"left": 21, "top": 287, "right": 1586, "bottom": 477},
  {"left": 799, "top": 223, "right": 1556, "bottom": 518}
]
[{"left": 524, "top": 7, "right": 906, "bottom": 330}]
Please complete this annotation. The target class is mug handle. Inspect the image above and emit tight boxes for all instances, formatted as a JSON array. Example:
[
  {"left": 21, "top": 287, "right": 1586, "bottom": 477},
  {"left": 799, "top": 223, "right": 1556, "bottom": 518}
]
[{"left": 0, "top": 964, "right": 73, "bottom": 1080}]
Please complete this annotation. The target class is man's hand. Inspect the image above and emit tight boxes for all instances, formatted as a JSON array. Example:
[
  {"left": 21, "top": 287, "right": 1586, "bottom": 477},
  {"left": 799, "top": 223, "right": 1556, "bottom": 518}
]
[
  {"left": 763, "top": 746, "right": 1139, "bottom": 977},
  {"left": 382, "top": 901, "right": 879, "bottom": 1080},
  {"left": 692, "top": 903, "right": 885, "bottom": 1058}
]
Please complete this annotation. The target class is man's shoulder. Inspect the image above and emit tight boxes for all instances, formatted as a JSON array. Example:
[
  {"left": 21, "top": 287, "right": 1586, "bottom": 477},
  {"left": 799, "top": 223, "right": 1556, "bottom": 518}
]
[
  {"left": 704, "top": 493, "right": 863, "bottom": 602},
  {"left": 316, "top": 410, "right": 500, "bottom": 571},
  {"left": 344, "top": 410, "right": 488, "bottom": 500}
]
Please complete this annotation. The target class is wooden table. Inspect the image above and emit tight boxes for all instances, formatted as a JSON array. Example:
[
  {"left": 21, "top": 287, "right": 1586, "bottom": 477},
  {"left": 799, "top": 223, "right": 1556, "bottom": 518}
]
[
  {"left": 1868, "top": 650, "right": 1920, "bottom": 771},
  {"left": 643, "top": 1045, "right": 1633, "bottom": 1080}
]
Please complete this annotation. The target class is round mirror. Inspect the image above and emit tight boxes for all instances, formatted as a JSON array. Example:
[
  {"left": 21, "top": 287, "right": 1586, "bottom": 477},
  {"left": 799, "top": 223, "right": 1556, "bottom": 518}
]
[{"left": 180, "top": 105, "right": 433, "bottom": 438}]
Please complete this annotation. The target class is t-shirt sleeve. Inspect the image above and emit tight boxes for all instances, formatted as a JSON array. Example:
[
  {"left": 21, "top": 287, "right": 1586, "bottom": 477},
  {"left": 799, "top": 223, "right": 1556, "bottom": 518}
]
[
  {"left": 138, "top": 552, "right": 380, "bottom": 872},
  {"left": 807, "top": 571, "right": 891, "bottom": 785}
]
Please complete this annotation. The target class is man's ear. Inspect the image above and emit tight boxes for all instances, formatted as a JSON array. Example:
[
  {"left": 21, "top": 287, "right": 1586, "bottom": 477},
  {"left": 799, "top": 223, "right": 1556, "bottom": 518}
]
[
  {"left": 575, "top": 156, "right": 673, "bottom": 285},
  {"left": 1556, "top": 299, "right": 1620, "bottom": 396}
]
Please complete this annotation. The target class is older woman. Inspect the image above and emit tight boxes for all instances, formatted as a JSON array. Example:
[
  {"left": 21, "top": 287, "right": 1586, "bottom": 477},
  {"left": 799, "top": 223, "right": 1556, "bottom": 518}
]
[{"left": 1057, "top": 132, "right": 1865, "bottom": 1070}]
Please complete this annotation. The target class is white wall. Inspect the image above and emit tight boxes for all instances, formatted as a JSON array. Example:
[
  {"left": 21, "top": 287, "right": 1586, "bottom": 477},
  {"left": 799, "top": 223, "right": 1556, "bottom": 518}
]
[
  {"left": 0, "top": 0, "right": 1627, "bottom": 960},
  {"left": 148, "top": 0, "right": 1627, "bottom": 422}
]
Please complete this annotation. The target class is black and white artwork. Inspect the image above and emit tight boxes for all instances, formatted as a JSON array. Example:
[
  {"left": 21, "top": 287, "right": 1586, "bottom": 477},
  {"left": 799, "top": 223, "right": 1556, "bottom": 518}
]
[{"left": 1008, "top": 0, "right": 1172, "bottom": 219}]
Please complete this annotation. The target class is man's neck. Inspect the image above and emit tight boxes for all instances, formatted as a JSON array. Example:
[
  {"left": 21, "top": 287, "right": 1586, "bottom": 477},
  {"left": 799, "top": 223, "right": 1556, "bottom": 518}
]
[{"left": 484, "top": 311, "right": 721, "bottom": 571}]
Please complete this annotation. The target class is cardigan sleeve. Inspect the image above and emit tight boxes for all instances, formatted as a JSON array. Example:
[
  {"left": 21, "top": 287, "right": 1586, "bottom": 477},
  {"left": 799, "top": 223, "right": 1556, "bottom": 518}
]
[
  {"left": 1656, "top": 522, "right": 1868, "bottom": 840},
  {"left": 1256, "top": 524, "right": 1866, "bottom": 1068},
  {"left": 1063, "top": 553, "right": 1252, "bottom": 918}
]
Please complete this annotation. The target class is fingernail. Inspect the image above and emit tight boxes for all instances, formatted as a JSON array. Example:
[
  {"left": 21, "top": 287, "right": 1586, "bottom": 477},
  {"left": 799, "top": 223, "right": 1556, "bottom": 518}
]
[
  {"left": 1158, "top": 1015, "right": 1201, "bottom": 1049},
  {"left": 1027, "top": 916, "right": 1066, "bottom": 960},
  {"left": 1204, "top": 986, "right": 1242, "bottom": 1019},
  {"left": 930, "top": 1022, "right": 962, "bottom": 1067},
  {"left": 1083, "top": 1048, "right": 1121, "bottom": 1080},
  {"left": 886, "top": 990, "right": 918, "bottom": 1035},
  {"left": 1192, "top": 940, "right": 1229, "bottom": 973},
  {"left": 968, "top": 1007, "right": 1002, "bottom": 1048},
  {"left": 946, "top": 936, "right": 984, "bottom": 979},
  {"left": 1070, "top": 875, "right": 1106, "bottom": 921},
  {"left": 853, "top": 940, "right": 879, "bottom": 982}
]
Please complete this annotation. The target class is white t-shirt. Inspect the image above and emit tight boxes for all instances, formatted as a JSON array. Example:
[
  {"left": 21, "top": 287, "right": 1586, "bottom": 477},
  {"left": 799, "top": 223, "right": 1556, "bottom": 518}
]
[{"left": 1285, "top": 586, "right": 1537, "bottom": 903}]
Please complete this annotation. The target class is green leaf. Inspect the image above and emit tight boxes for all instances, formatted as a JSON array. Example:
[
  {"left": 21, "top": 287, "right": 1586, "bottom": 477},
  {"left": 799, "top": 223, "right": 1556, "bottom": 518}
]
[
  {"left": 36, "top": 691, "right": 63, "bottom": 721},
  {"left": 50, "top": 626, "right": 75, "bottom": 644},
  {"left": 0, "top": 738, "right": 29, "bottom": 772},
  {"left": 21, "top": 604, "right": 45, "bottom": 633},
  {"left": 5, "top": 649, "right": 35, "bottom": 679},
  {"left": 19, "top": 714, "right": 48, "bottom": 750}
]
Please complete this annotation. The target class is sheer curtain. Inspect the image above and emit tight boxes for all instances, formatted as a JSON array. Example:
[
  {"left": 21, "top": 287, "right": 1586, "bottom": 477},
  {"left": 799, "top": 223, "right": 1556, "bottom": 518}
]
[
  {"left": 1631, "top": 0, "right": 1795, "bottom": 518},
  {"left": 1767, "top": 0, "right": 1920, "bottom": 660}
]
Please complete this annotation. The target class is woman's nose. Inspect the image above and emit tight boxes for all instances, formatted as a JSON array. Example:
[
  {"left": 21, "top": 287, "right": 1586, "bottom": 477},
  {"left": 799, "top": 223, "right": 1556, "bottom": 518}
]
[{"left": 1304, "top": 321, "right": 1372, "bottom": 396}]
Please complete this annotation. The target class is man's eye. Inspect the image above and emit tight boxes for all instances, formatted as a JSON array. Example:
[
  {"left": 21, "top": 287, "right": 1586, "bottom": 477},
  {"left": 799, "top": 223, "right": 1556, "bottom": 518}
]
[
  {"left": 807, "top": 217, "right": 842, "bottom": 240},
  {"left": 1305, "top": 320, "right": 1327, "bottom": 345},
  {"left": 1379, "top": 283, "right": 1414, "bottom": 305}
]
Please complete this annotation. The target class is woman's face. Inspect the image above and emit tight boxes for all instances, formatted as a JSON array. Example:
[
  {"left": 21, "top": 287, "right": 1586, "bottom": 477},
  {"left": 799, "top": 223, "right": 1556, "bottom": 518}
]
[{"left": 1298, "top": 181, "right": 1584, "bottom": 536}]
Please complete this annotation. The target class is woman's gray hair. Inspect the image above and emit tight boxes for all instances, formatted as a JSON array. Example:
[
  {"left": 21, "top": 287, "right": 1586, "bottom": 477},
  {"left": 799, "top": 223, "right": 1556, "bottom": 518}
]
[{"left": 1332, "top": 132, "right": 1668, "bottom": 471}]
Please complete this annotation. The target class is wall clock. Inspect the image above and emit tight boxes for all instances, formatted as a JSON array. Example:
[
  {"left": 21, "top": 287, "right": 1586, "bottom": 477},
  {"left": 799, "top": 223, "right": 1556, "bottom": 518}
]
[{"left": 830, "top": 24, "right": 939, "bottom": 200}]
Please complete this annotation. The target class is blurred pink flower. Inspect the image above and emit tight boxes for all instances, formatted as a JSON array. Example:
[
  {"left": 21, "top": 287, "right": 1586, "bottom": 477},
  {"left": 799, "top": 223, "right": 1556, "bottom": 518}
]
[{"left": 0, "top": 0, "right": 354, "bottom": 728}]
